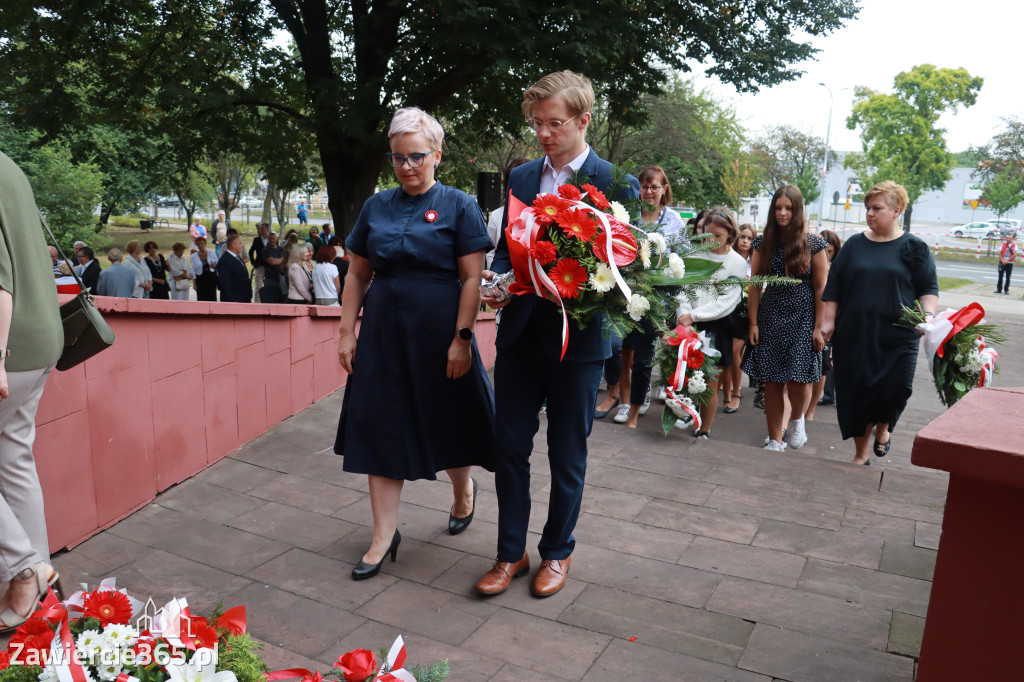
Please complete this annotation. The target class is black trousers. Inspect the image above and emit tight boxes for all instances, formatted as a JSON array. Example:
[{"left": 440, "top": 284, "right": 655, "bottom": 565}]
[{"left": 998, "top": 262, "right": 1013, "bottom": 292}]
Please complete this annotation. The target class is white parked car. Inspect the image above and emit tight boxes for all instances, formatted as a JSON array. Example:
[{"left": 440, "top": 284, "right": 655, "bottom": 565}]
[
  {"left": 237, "top": 196, "right": 264, "bottom": 209},
  {"left": 948, "top": 222, "right": 999, "bottom": 238}
]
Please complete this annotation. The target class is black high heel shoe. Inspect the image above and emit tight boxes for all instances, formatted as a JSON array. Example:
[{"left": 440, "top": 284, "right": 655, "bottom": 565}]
[
  {"left": 352, "top": 530, "right": 401, "bottom": 580},
  {"left": 448, "top": 477, "right": 477, "bottom": 536}
]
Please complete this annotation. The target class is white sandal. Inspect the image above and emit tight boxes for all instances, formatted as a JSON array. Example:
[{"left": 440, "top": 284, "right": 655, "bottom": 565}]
[{"left": 0, "top": 562, "right": 58, "bottom": 632}]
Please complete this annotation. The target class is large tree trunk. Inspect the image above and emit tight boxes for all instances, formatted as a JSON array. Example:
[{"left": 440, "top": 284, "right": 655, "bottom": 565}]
[{"left": 903, "top": 205, "right": 913, "bottom": 232}]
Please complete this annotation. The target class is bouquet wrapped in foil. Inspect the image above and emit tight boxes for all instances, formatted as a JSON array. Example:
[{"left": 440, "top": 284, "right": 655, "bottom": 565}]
[{"left": 480, "top": 271, "right": 517, "bottom": 303}]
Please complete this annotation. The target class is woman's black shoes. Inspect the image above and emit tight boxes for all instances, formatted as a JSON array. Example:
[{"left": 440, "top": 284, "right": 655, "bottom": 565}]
[
  {"left": 594, "top": 399, "right": 619, "bottom": 419},
  {"left": 873, "top": 437, "right": 891, "bottom": 458},
  {"left": 352, "top": 530, "right": 401, "bottom": 580},
  {"left": 449, "top": 477, "right": 477, "bottom": 536}
]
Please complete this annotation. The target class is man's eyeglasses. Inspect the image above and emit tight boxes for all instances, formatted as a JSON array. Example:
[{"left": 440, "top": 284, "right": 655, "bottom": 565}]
[
  {"left": 528, "top": 115, "right": 580, "bottom": 133},
  {"left": 386, "top": 150, "right": 437, "bottom": 168},
  {"left": 641, "top": 184, "right": 666, "bottom": 192}
]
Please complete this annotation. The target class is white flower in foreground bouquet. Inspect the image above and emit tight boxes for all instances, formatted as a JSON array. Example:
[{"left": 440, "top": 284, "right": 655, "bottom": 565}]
[
  {"left": 638, "top": 239, "right": 652, "bottom": 268},
  {"left": 589, "top": 263, "right": 615, "bottom": 293},
  {"left": 648, "top": 232, "right": 667, "bottom": 255},
  {"left": 610, "top": 201, "right": 630, "bottom": 223},
  {"left": 165, "top": 656, "right": 238, "bottom": 682},
  {"left": 665, "top": 252, "right": 686, "bottom": 279},
  {"left": 626, "top": 294, "right": 650, "bottom": 321},
  {"left": 687, "top": 370, "right": 707, "bottom": 394}
]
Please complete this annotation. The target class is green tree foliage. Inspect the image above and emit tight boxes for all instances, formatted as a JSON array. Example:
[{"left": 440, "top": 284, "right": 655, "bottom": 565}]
[
  {"left": 973, "top": 117, "right": 1024, "bottom": 192},
  {"left": 844, "top": 64, "right": 983, "bottom": 229},
  {"left": 0, "top": 0, "right": 859, "bottom": 237},
  {"left": 982, "top": 170, "right": 1024, "bottom": 218},
  {"left": 749, "top": 125, "right": 837, "bottom": 206}
]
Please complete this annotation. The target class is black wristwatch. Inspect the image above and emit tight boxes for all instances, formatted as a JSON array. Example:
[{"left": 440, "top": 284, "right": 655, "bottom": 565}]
[{"left": 456, "top": 327, "right": 473, "bottom": 341}]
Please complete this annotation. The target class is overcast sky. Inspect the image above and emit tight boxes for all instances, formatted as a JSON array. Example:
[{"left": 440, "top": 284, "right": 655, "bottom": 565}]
[{"left": 689, "top": 0, "right": 1023, "bottom": 154}]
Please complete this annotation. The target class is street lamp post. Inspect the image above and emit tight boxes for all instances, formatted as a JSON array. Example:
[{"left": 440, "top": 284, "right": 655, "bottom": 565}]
[{"left": 816, "top": 83, "right": 850, "bottom": 231}]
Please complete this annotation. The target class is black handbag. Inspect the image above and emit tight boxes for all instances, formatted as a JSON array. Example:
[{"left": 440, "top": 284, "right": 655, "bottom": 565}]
[{"left": 40, "top": 212, "right": 116, "bottom": 370}]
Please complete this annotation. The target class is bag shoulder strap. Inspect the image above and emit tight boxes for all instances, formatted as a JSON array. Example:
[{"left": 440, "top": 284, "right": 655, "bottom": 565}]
[{"left": 39, "top": 211, "right": 91, "bottom": 297}]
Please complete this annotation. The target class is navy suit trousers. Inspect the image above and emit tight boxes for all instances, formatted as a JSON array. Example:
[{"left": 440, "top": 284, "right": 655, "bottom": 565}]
[{"left": 494, "top": 332, "right": 603, "bottom": 562}]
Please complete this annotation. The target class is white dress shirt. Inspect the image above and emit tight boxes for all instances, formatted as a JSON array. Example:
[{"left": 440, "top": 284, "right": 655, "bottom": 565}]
[{"left": 539, "top": 145, "right": 591, "bottom": 196}]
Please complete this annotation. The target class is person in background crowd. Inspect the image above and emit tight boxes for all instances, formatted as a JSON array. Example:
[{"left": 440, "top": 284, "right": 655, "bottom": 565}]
[
  {"left": 328, "top": 235, "right": 348, "bottom": 299},
  {"left": 320, "top": 224, "right": 333, "bottom": 244},
  {"left": 0, "top": 151, "right": 64, "bottom": 632},
  {"left": 48, "top": 247, "right": 61, "bottom": 277},
  {"left": 639, "top": 165, "right": 686, "bottom": 249},
  {"left": 218, "top": 228, "right": 246, "bottom": 259},
  {"left": 71, "top": 241, "right": 87, "bottom": 273},
  {"left": 249, "top": 223, "right": 271, "bottom": 303},
  {"left": 144, "top": 241, "right": 170, "bottom": 300},
  {"left": 997, "top": 234, "right": 1016, "bottom": 295},
  {"left": 725, "top": 222, "right": 757, "bottom": 413},
  {"left": 822, "top": 181, "right": 938, "bottom": 465},
  {"left": 808, "top": 229, "right": 843, "bottom": 414},
  {"left": 189, "top": 216, "right": 207, "bottom": 252},
  {"left": 297, "top": 200, "right": 308, "bottom": 225},
  {"left": 123, "top": 240, "right": 153, "bottom": 299},
  {"left": 479, "top": 70, "right": 639, "bottom": 598},
  {"left": 336, "top": 105, "right": 494, "bottom": 581},
  {"left": 96, "top": 248, "right": 138, "bottom": 298},
  {"left": 191, "top": 236, "right": 218, "bottom": 302},
  {"left": 306, "top": 226, "right": 324, "bottom": 252},
  {"left": 218, "top": 233, "right": 252, "bottom": 303},
  {"left": 742, "top": 185, "right": 827, "bottom": 452},
  {"left": 77, "top": 247, "right": 100, "bottom": 295},
  {"left": 285, "top": 243, "right": 313, "bottom": 303},
  {"left": 312, "top": 245, "right": 341, "bottom": 306},
  {"left": 485, "top": 158, "right": 530, "bottom": 269},
  {"left": 675, "top": 208, "right": 746, "bottom": 439},
  {"left": 167, "top": 242, "right": 192, "bottom": 301},
  {"left": 282, "top": 229, "right": 300, "bottom": 253},
  {"left": 211, "top": 209, "right": 230, "bottom": 247},
  {"left": 258, "top": 232, "right": 285, "bottom": 303}
]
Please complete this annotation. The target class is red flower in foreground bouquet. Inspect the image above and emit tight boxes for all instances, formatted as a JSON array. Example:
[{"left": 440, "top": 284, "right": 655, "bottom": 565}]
[
  {"left": 83, "top": 588, "right": 133, "bottom": 626},
  {"left": 581, "top": 183, "right": 610, "bottom": 210},
  {"left": 549, "top": 258, "right": 587, "bottom": 299},
  {"left": 557, "top": 183, "right": 582, "bottom": 201},
  {"left": 555, "top": 208, "right": 597, "bottom": 242},
  {"left": 532, "top": 195, "right": 569, "bottom": 225},
  {"left": 0, "top": 651, "right": 11, "bottom": 671},
  {"left": 334, "top": 649, "right": 377, "bottom": 681},
  {"left": 686, "top": 349, "right": 705, "bottom": 370},
  {"left": 591, "top": 221, "right": 638, "bottom": 267},
  {"left": 529, "top": 240, "right": 557, "bottom": 265},
  {"left": 9, "top": 617, "right": 54, "bottom": 661}
]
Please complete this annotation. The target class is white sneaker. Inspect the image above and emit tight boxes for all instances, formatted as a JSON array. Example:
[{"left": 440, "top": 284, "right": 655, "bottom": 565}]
[
  {"left": 763, "top": 440, "right": 786, "bottom": 451},
  {"left": 788, "top": 421, "right": 807, "bottom": 449},
  {"left": 656, "top": 386, "right": 667, "bottom": 401},
  {"left": 638, "top": 388, "right": 652, "bottom": 415},
  {"left": 613, "top": 404, "right": 631, "bottom": 424}
]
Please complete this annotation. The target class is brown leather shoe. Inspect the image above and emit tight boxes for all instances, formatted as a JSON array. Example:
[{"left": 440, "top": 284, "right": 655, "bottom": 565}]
[
  {"left": 531, "top": 556, "right": 571, "bottom": 598},
  {"left": 476, "top": 552, "right": 530, "bottom": 595}
]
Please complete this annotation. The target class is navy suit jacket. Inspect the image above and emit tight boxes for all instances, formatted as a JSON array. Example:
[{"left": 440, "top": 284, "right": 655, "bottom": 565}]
[
  {"left": 217, "top": 251, "right": 252, "bottom": 302},
  {"left": 490, "top": 149, "right": 640, "bottom": 362},
  {"left": 80, "top": 260, "right": 101, "bottom": 295}
]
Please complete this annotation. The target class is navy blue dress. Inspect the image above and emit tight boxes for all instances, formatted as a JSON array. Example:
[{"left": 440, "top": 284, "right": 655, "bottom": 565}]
[{"left": 335, "top": 182, "right": 496, "bottom": 480}]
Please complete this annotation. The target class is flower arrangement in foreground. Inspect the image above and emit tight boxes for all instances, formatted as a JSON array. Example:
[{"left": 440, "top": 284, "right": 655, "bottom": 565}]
[
  {"left": 482, "top": 168, "right": 725, "bottom": 358},
  {"left": 0, "top": 581, "right": 446, "bottom": 682},
  {"left": 653, "top": 325, "right": 721, "bottom": 435},
  {"left": 897, "top": 301, "right": 1004, "bottom": 406}
]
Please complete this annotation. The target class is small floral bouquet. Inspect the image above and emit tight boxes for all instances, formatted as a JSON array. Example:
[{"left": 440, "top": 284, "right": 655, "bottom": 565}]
[
  {"left": 0, "top": 581, "right": 446, "bottom": 682},
  {"left": 898, "top": 301, "right": 1005, "bottom": 406},
  {"left": 653, "top": 325, "right": 722, "bottom": 435},
  {"left": 482, "top": 168, "right": 723, "bottom": 358}
]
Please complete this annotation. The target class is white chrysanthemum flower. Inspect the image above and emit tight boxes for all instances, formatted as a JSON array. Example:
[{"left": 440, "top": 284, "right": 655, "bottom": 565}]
[
  {"left": 959, "top": 349, "right": 985, "bottom": 374},
  {"left": 648, "top": 232, "right": 667, "bottom": 255},
  {"left": 626, "top": 294, "right": 650, "bottom": 321},
  {"left": 39, "top": 665, "right": 59, "bottom": 682},
  {"left": 638, "top": 239, "right": 652, "bottom": 268},
  {"left": 96, "top": 662, "right": 123, "bottom": 682},
  {"left": 102, "top": 623, "right": 138, "bottom": 648},
  {"left": 664, "top": 252, "right": 686, "bottom": 279},
  {"left": 76, "top": 630, "right": 104, "bottom": 660},
  {"left": 589, "top": 263, "right": 615, "bottom": 293},
  {"left": 610, "top": 201, "right": 630, "bottom": 223},
  {"left": 687, "top": 371, "right": 707, "bottom": 394}
]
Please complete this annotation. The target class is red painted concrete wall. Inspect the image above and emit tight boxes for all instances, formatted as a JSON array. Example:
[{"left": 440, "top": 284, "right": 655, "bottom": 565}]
[{"left": 34, "top": 296, "right": 497, "bottom": 551}]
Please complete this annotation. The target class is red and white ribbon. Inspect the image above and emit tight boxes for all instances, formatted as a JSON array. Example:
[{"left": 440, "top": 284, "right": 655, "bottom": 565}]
[
  {"left": 375, "top": 635, "right": 416, "bottom": 682},
  {"left": 976, "top": 335, "right": 999, "bottom": 387}
]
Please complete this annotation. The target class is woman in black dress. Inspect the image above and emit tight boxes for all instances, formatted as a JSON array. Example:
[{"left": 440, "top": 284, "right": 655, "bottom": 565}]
[
  {"left": 336, "top": 107, "right": 495, "bottom": 580},
  {"left": 821, "top": 181, "right": 938, "bottom": 465},
  {"left": 143, "top": 241, "right": 170, "bottom": 300},
  {"left": 191, "top": 236, "right": 219, "bottom": 301},
  {"left": 741, "top": 185, "right": 828, "bottom": 452}
]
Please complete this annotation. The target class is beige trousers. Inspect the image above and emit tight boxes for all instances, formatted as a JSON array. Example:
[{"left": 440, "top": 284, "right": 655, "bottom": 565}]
[{"left": 0, "top": 366, "right": 53, "bottom": 581}]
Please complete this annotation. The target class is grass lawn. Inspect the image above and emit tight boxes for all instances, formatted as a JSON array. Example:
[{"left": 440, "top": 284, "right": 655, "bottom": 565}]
[{"left": 937, "top": 276, "right": 974, "bottom": 290}]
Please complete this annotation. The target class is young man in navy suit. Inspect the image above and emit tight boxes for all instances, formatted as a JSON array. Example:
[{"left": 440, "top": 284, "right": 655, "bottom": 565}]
[
  {"left": 477, "top": 70, "right": 640, "bottom": 598},
  {"left": 217, "top": 234, "right": 253, "bottom": 303}
]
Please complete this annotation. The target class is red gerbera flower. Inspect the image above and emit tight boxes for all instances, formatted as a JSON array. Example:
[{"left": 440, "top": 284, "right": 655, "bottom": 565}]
[
  {"left": 554, "top": 208, "right": 597, "bottom": 242},
  {"left": 558, "top": 184, "right": 582, "bottom": 201},
  {"left": 581, "top": 183, "right": 610, "bottom": 210},
  {"left": 83, "top": 588, "right": 133, "bottom": 626},
  {"left": 0, "top": 651, "right": 11, "bottom": 671},
  {"left": 532, "top": 194, "right": 570, "bottom": 225},
  {"left": 548, "top": 258, "right": 587, "bottom": 299},
  {"left": 686, "top": 350, "right": 705, "bottom": 370},
  {"left": 530, "top": 241, "right": 557, "bottom": 265},
  {"left": 9, "top": 618, "right": 54, "bottom": 665},
  {"left": 189, "top": 622, "right": 221, "bottom": 651}
]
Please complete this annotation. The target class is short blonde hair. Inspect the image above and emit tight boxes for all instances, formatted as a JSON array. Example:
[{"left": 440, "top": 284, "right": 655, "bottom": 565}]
[
  {"left": 864, "top": 180, "right": 909, "bottom": 212},
  {"left": 522, "top": 70, "right": 594, "bottom": 119},
  {"left": 388, "top": 107, "right": 444, "bottom": 149},
  {"left": 125, "top": 239, "right": 140, "bottom": 255}
]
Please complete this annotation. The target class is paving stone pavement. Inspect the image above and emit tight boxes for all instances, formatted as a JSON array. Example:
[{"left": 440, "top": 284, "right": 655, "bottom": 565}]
[{"left": 40, "top": 290, "right": 1024, "bottom": 681}]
